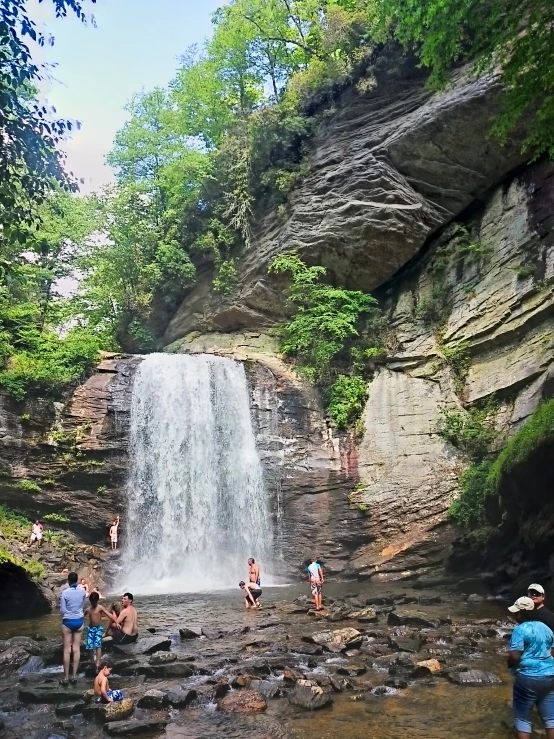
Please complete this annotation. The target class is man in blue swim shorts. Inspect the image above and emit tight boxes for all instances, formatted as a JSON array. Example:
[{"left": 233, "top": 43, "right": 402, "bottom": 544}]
[{"left": 59, "top": 571, "right": 86, "bottom": 686}]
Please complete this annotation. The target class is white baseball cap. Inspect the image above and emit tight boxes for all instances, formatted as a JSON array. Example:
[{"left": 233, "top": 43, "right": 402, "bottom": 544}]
[
  {"left": 528, "top": 583, "right": 545, "bottom": 595},
  {"left": 508, "top": 596, "right": 536, "bottom": 613}
]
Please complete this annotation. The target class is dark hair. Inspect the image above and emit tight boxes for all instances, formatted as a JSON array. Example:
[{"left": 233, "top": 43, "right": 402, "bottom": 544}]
[
  {"left": 99, "top": 661, "right": 111, "bottom": 672},
  {"left": 123, "top": 592, "right": 133, "bottom": 602},
  {"left": 68, "top": 572, "right": 78, "bottom": 585},
  {"left": 239, "top": 581, "right": 246, "bottom": 587},
  {"left": 248, "top": 558, "right": 255, "bottom": 563},
  {"left": 89, "top": 592, "right": 99, "bottom": 607}
]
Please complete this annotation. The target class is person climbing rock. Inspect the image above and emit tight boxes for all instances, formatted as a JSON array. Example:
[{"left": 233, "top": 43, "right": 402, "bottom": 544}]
[
  {"left": 239, "top": 580, "right": 262, "bottom": 609},
  {"left": 508, "top": 595, "right": 554, "bottom": 739},
  {"left": 248, "top": 558, "right": 261, "bottom": 587},
  {"left": 109, "top": 515, "right": 120, "bottom": 551},
  {"left": 80, "top": 578, "right": 89, "bottom": 595},
  {"left": 29, "top": 520, "right": 43, "bottom": 547},
  {"left": 111, "top": 592, "right": 138, "bottom": 644},
  {"left": 85, "top": 592, "right": 120, "bottom": 669},
  {"left": 307, "top": 557, "right": 324, "bottom": 611},
  {"left": 528, "top": 584, "right": 554, "bottom": 632},
  {"left": 94, "top": 663, "right": 124, "bottom": 703},
  {"left": 59, "top": 571, "right": 86, "bottom": 685}
]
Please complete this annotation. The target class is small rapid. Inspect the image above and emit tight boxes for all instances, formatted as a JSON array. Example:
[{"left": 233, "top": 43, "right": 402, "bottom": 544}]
[{"left": 119, "top": 353, "right": 273, "bottom": 594}]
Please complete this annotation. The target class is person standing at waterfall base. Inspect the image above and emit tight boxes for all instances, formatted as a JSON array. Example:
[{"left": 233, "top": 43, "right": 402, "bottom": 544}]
[
  {"left": 248, "top": 558, "right": 261, "bottom": 587},
  {"left": 308, "top": 558, "right": 324, "bottom": 611},
  {"left": 59, "top": 571, "right": 86, "bottom": 685},
  {"left": 508, "top": 596, "right": 554, "bottom": 739},
  {"left": 109, "top": 516, "right": 120, "bottom": 551},
  {"left": 240, "top": 581, "right": 262, "bottom": 609}
]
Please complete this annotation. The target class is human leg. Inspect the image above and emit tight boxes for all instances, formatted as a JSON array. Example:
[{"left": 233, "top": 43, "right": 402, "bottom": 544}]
[
  {"left": 536, "top": 677, "right": 554, "bottom": 739},
  {"left": 71, "top": 628, "right": 83, "bottom": 680},
  {"left": 513, "top": 674, "right": 538, "bottom": 738},
  {"left": 61, "top": 625, "right": 72, "bottom": 682}
]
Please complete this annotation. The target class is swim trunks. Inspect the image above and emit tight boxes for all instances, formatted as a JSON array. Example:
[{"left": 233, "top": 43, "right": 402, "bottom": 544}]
[
  {"left": 111, "top": 631, "right": 138, "bottom": 645},
  {"left": 310, "top": 582, "right": 322, "bottom": 596},
  {"left": 62, "top": 617, "right": 84, "bottom": 632},
  {"left": 86, "top": 624, "right": 104, "bottom": 650},
  {"left": 95, "top": 689, "right": 124, "bottom": 703}
]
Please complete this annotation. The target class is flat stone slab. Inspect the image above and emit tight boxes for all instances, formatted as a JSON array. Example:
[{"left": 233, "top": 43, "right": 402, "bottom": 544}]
[
  {"left": 112, "top": 637, "right": 171, "bottom": 656},
  {"left": 103, "top": 718, "right": 168, "bottom": 736},
  {"left": 19, "top": 687, "right": 85, "bottom": 704},
  {"left": 447, "top": 669, "right": 502, "bottom": 686}
]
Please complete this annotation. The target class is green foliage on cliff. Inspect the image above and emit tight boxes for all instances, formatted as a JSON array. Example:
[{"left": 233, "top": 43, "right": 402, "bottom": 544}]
[
  {"left": 490, "top": 397, "right": 554, "bottom": 482},
  {"left": 327, "top": 374, "right": 368, "bottom": 430},
  {"left": 440, "top": 398, "right": 498, "bottom": 460},
  {"left": 378, "top": 0, "right": 554, "bottom": 159},
  {"left": 449, "top": 459, "right": 494, "bottom": 528},
  {"left": 268, "top": 252, "right": 378, "bottom": 382},
  {"left": 0, "top": 505, "right": 32, "bottom": 542}
]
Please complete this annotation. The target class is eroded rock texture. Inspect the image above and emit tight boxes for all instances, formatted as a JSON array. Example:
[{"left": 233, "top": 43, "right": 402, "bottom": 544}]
[{"left": 164, "top": 61, "right": 526, "bottom": 343}]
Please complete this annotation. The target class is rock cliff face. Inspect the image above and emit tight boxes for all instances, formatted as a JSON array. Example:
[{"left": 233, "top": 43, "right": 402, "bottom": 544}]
[{"left": 2, "top": 61, "right": 553, "bottom": 604}]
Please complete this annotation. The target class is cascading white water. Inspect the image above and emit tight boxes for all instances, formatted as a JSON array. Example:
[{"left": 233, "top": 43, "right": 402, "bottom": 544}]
[{"left": 120, "top": 353, "right": 273, "bottom": 594}]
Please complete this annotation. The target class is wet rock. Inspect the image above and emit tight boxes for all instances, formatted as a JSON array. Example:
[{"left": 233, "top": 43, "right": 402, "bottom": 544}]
[
  {"left": 178, "top": 627, "right": 202, "bottom": 639},
  {"left": 8, "top": 636, "right": 42, "bottom": 655},
  {"left": 349, "top": 608, "right": 378, "bottom": 623},
  {"left": 19, "top": 687, "right": 85, "bottom": 704},
  {"left": 447, "top": 670, "right": 502, "bottom": 686},
  {"left": 83, "top": 697, "right": 135, "bottom": 722},
  {"left": 289, "top": 644, "right": 323, "bottom": 656},
  {"left": 137, "top": 689, "right": 167, "bottom": 709},
  {"left": 387, "top": 611, "right": 436, "bottom": 628},
  {"left": 55, "top": 701, "right": 86, "bottom": 716},
  {"left": 419, "top": 596, "right": 442, "bottom": 605},
  {"left": 232, "top": 674, "right": 254, "bottom": 688},
  {"left": 148, "top": 652, "right": 176, "bottom": 665},
  {"left": 166, "top": 688, "right": 197, "bottom": 708},
  {"left": 251, "top": 680, "right": 281, "bottom": 699},
  {"left": 218, "top": 690, "right": 267, "bottom": 713},
  {"left": 309, "top": 627, "right": 362, "bottom": 651},
  {"left": 365, "top": 596, "right": 395, "bottom": 606},
  {"left": 213, "top": 683, "right": 231, "bottom": 699},
  {"left": 385, "top": 678, "right": 408, "bottom": 689},
  {"left": 112, "top": 636, "right": 171, "bottom": 656},
  {"left": 466, "top": 594, "right": 485, "bottom": 604},
  {"left": 145, "top": 662, "right": 193, "bottom": 679},
  {"left": 0, "top": 646, "right": 31, "bottom": 675},
  {"left": 337, "top": 664, "right": 367, "bottom": 677},
  {"left": 103, "top": 718, "right": 168, "bottom": 736},
  {"left": 415, "top": 659, "right": 441, "bottom": 674},
  {"left": 201, "top": 627, "right": 224, "bottom": 640},
  {"left": 389, "top": 636, "right": 421, "bottom": 653},
  {"left": 111, "top": 658, "right": 140, "bottom": 673},
  {"left": 289, "top": 680, "right": 333, "bottom": 710},
  {"left": 283, "top": 668, "right": 305, "bottom": 683}
]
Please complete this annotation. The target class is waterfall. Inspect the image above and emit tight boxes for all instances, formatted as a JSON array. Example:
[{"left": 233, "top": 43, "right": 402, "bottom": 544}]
[{"left": 120, "top": 353, "right": 273, "bottom": 594}]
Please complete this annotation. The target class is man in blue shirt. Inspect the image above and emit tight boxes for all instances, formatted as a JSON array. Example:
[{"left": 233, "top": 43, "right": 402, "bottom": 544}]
[{"left": 508, "top": 596, "right": 554, "bottom": 738}]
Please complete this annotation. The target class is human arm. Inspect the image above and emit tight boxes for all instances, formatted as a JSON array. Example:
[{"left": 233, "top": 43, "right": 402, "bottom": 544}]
[
  {"left": 508, "top": 650, "right": 522, "bottom": 668},
  {"left": 319, "top": 565, "right": 324, "bottom": 583},
  {"left": 115, "top": 515, "right": 120, "bottom": 531},
  {"left": 59, "top": 590, "right": 67, "bottom": 616},
  {"left": 100, "top": 605, "right": 120, "bottom": 625},
  {"left": 101, "top": 677, "right": 112, "bottom": 702},
  {"left": 244, "top": 585, "right": 257, "bottom": 606},
  {"left": 508, "top": 625, "right": 524, "bottom": 669}
]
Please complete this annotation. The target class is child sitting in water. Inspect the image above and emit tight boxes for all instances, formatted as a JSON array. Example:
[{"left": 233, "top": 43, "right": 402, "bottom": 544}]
[
  {"left": 85, "top": 592, "right": 120, "bottom": 669},
  {"left": 94, "top": 663, "right": 124, "bottom": 703}
]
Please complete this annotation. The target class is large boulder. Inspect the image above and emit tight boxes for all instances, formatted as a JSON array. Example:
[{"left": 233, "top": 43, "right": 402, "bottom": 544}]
[
  {"left": 289, "top": 680, "right": 333, "bottom": 710},
  {"left": 83, "top": 698, "right": 135, "bottom": 722},
  {"left": 111, "top": 636, "right": 171, "bottom": 656},
  {"left": 137, "top": 689, "right": 167, "bottom": 709},
  {"left": 218, "top": 690, "right": 267, "bottom": 713},
  {"left": 0, "top": 646, "right": 31, "bottom": 676},
  {"left": 179, "top": 627, "right": 202, "bottom": 639},
  {"left": 447, "top": 670, "right": 502, "bottom": 686},
  {"left": 103, "top": 718, "right": 168, "bottom": 736},
  {"left": 309, "top": 627, "right": 363, "bottom": 651},
  {"left": 166, "top": 688, "right": 197, "bottom": 708},
  {"left": 387, "top": 611, "right": 437, "bottom": 628}
]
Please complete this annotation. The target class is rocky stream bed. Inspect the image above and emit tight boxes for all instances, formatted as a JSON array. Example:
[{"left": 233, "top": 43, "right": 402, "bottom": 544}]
[{"left": 0, "top": 583, "right": 532, "bottom": 739}]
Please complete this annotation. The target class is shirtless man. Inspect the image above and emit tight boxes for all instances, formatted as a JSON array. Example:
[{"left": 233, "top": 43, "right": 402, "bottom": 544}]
[
  {"left": 307, "top": 557, "right": 324, "bottom": 611},
  {"left": 248, "top": 558, "right": 260, "bottom": 587},
  {"left": 239, "top": 580, "right": 262, "bottom": 609},
  {"left": 29, "top": 520, "right": 43, "bottom": 547},
  {"left": 111, "top": 592, "right": 138, "bottom": 644},
  {"left": 109, "top": 516, "right": 120, "bottom": 551},
  {"left": 94, "top": 663, "right": 124, "bottom": 703}
]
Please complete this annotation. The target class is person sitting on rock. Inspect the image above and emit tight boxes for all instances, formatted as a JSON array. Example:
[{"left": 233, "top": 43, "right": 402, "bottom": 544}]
[
  {"left": 85, "top": 592, "right": 120, "bottom": 669},
  {"left": 239, "top": 580, "right": 262, "bottom": 609},
  {"left": 111, "top": 592, "right": 138, "bottom": 644},
  {"left": 94, "top": 663, "right": 124, "bottom": 703},
  {"left": 508, "top": 595, "right": 554, "bottom": 739},
  {"left": 103, "top": 601, "right": 121, "bottom": 639},
  {"left": 528, "top": 584, "right": 554, "bottom": 632}
]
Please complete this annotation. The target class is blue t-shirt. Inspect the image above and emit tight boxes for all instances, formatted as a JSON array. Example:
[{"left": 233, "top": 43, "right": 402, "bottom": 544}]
[{"left": 510, "top": 621, "right": 554, "bottom": 676}]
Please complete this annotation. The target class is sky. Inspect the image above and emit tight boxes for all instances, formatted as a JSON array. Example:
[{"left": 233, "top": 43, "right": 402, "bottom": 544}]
[{"left": 31, "top": 0, "right": 222, "bottom": 193}]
